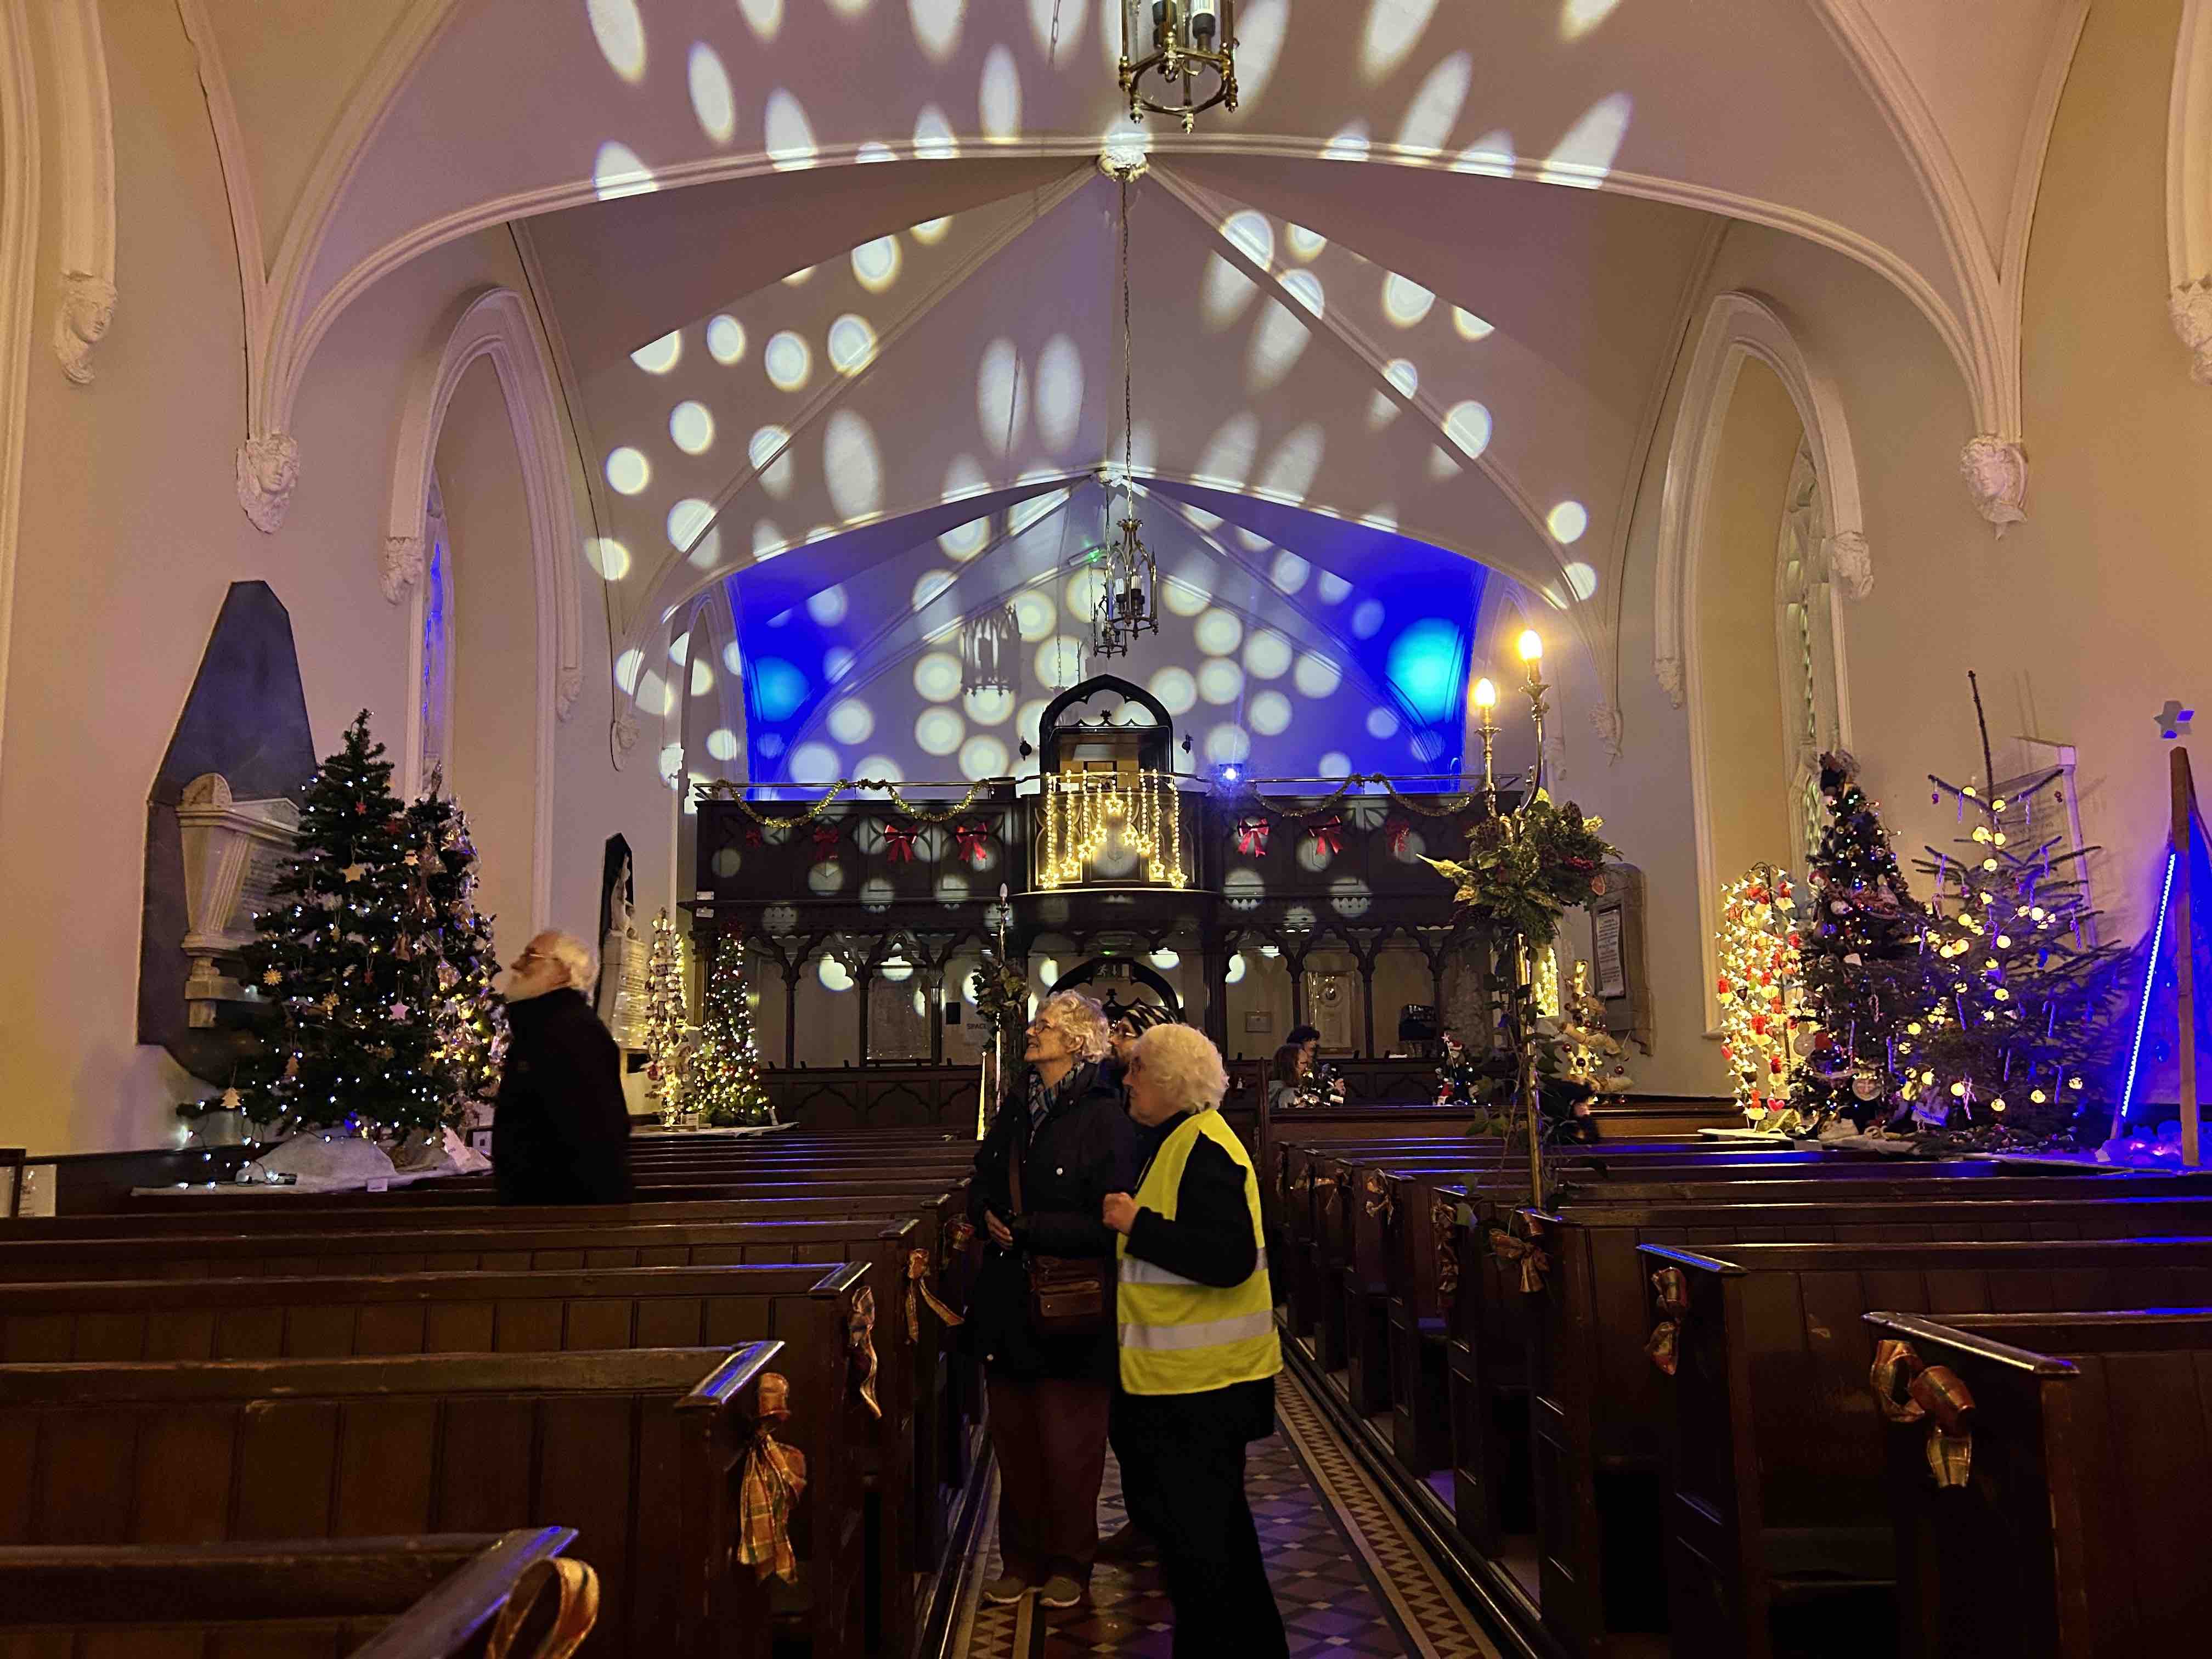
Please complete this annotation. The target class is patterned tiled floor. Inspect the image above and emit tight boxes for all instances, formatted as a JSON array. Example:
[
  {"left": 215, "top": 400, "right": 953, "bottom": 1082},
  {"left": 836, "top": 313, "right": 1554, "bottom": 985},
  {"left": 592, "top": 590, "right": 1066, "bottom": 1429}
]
[{"left": 950, "top": 1371, "right": 1503, "bottom": 1658}]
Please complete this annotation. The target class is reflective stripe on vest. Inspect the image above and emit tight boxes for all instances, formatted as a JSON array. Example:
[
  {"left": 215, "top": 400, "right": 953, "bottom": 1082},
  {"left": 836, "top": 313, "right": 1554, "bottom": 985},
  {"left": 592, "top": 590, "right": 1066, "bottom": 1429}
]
[{"left": 1116, "top": 1109, "right": 1282, "bottom": 1396}]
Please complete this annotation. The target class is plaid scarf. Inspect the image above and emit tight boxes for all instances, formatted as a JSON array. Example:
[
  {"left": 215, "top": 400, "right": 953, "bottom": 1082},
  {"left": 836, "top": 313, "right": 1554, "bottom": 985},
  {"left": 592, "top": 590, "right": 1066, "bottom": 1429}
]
[{"left": 735, "top": 1373, "right": 809, "bottom": 1584}]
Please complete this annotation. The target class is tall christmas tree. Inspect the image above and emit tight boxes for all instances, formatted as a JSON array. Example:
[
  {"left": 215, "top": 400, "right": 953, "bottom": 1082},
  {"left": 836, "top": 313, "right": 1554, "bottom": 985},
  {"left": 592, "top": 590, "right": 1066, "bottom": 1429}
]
[
  {"left": 1796, "top": 752, "right": 1929, "bottom": 1125},
  {"left": 1901, "top": 678, "right": 2128, "bottom": 1142},
  {"left": 239, "top": 713, "right": 444, "bottom": 1135},
  {"left": 687, "top": 935, "right": 773, "bottom": 1126},
  {"left": 639, "top": 910, "right": 691, "bottom": 1125},
  {"left": 1715, "top": 866, "right": 1810, "bottom": 1125},
  {"left": 405, "top": 780, "right": 506, "bottom": 1124}
]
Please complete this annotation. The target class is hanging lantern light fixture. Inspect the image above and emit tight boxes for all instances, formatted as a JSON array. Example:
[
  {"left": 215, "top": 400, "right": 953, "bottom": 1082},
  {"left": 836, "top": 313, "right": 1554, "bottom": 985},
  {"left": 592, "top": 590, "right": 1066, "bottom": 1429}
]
[
  {"left": 1082, "top": 161, "right": 1160, "bottom": 662},
  {"left": 960, "top": 601, "right": 1020, "bottom": 698},
  {"left": 1118, "top": 1, "right": 1238, "bottom": 134}
]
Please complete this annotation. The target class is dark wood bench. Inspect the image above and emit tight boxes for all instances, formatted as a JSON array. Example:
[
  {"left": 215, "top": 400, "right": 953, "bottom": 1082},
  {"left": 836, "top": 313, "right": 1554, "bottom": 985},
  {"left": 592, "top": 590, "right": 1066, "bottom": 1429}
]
[
  {"left": 1651, "top": 1237, "right": 2212, "bottom": 1658},
  {"left": 0, "top": 1342, "right": 795, "bottom": 1658},
  {"left": 1515, "top": 1189, "right": 2212, "bottom": 1659},
  {"left": 1863, "top": 1306, "right": 2212, "bottom": 1659},
  {"left": 0, "top": 1527, "right": 575, "bottom": 1658}
]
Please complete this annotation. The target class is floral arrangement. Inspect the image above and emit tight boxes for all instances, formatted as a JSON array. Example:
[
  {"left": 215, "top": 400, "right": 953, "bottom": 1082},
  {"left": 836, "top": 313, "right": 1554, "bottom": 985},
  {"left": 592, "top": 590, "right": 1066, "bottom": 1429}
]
[
  {"left": 971, "top": 949, "right": 1030, "bottom": 1042},
  {"left": 1421, "top": 797, "right": 1619, "bottom": 947}
]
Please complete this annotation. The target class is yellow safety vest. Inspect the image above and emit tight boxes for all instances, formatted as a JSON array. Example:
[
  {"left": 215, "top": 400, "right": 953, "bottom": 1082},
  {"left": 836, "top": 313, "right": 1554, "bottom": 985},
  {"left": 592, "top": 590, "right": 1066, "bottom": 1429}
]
[{"left": 1116, "top": 1109, "right": 1282, "bottom": 1396}]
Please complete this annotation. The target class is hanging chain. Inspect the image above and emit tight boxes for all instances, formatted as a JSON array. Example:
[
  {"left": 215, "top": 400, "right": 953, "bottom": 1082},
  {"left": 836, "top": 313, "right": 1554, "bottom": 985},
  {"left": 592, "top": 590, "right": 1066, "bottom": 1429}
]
[{"left": 1121, "top": 173, "right": 1135, "bottom": 511}]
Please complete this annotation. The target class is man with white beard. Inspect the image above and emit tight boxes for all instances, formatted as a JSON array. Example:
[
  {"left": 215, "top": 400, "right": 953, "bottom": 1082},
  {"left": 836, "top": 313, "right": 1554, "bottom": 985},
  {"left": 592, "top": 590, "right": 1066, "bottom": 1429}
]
[{"left": 491, "top": 930, "right": 633, "bottom": 1205}]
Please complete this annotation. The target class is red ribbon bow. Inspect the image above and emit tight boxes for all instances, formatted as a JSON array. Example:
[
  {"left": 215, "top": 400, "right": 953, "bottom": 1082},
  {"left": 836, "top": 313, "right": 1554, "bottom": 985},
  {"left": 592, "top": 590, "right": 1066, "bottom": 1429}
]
[
  {"left": 1310, "top": 815, "right": 1345, "bottom": 857},
  {"left": 1235, "top": 818, "right": 1271, "bottom": 857},
  {"left": 1385, "top": 816, "right": 1412, "bottom": 856},
  {"left": 745, "top": 826, "right": 765, "bottom": 848},
  {"left": 884, "top": 823, "right": 921, "bottom": 864},
  {"left": 953, "top": 821, "right": 991, "bottom": 865},
  {"left": 812, "top": 823, "right": 839, "bottom": 852}
]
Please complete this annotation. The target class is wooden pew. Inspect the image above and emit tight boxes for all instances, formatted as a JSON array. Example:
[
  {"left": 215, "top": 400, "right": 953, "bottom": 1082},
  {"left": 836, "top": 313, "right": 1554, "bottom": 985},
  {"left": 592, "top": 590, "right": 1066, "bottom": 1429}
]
[
  {"left": 0, "top": 1215, "right": 961, "bottom": 1613},
  {"left": 0, "top": 1527, "right": 576, "bottom": 1658},
  {"left": 1650, "top": 1237, "right": 2212, "bottom": 1658},
  {"left": 0, "top": 1260, "right": 891, "bottom": 1652},
  {"left": 1863, "top": 1307, "right": 2212, "bottom": 1659},
  {"left": 1516, "top": 1188, "right": 2212, "bottom": 1659},
  {"left": 0, "top": 1343, "right": 794, "bottom": 1658}
]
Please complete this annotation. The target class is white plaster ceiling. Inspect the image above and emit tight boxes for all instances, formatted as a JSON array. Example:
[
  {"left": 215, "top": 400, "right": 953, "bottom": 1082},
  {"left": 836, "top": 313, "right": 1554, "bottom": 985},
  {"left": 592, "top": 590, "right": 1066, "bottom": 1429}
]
[{"left": 194, "top": 1, "right": 2094, "bottom": 724}]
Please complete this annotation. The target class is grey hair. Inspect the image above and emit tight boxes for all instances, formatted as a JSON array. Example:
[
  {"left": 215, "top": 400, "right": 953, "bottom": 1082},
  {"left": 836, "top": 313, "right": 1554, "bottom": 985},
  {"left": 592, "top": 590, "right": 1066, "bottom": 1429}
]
[
  {"left": 537, "top": 931, "right": 597, "bottom": 990},
  {"left": 1036, "top": 989, "right": 1111, "bottom": 1062},
  {"left": 1134, "top": 1023, "right": 1229, "bottom": 1111}
]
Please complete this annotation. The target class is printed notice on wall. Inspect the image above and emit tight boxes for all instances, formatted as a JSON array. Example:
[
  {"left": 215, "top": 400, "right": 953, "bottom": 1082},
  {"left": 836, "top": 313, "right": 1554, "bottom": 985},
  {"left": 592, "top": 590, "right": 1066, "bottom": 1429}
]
[{"left": 1594, "top": 908, "right": 1626, "bottom": 1000}]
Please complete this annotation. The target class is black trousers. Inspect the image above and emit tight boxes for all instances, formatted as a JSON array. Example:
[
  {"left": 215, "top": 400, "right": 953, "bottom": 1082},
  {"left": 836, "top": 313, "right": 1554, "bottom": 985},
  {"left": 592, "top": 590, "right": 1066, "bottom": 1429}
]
[{"left": 1113, "top": 1384, "right": 1288, "bottom": 1659}]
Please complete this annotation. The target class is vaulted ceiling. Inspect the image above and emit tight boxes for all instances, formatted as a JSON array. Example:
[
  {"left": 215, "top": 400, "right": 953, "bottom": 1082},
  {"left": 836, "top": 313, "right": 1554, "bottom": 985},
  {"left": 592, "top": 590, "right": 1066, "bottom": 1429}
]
[{"left": 190, "top": 0, "right": 2092, "bottom": 751}]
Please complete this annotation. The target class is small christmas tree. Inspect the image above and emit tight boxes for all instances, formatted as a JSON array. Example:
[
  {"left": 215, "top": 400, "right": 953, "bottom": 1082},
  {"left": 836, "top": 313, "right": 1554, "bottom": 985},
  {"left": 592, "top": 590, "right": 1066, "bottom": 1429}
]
[
  {"left": 238, "top": 713, "right": 444, "bottom": 1136},
  {"left": 1550, "top": 960, "right": 1632, "bottom": 1119},
  {"left": 639, "top": 910, "right": 691, "bottom": 1126},
  {"left": 1715, "top": 866, "right": 1810, "bottom": 1126},
  {"left": 406, "top": 781, "right": 506, "bottom": 1124},
  {"left": 1796, "top": 752, "right": 1929, "bottom": 1125},
  {"left": 688, "top": 935, "right": 773, "bottom": 1126}
]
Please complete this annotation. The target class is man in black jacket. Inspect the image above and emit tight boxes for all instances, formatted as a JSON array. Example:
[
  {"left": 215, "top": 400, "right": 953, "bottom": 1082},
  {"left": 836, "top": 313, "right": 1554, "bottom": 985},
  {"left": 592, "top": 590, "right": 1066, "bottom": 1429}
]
[{"left": 491, "top": 931, "right": 632, "bottom": 1206}]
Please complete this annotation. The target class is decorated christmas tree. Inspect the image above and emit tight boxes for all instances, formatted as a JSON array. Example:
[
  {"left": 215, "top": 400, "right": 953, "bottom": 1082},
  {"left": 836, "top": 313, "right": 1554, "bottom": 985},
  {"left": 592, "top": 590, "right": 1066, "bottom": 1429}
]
[
  {"left": 1550, "top": 960, "right": 1632, "bottom": 1121},
  {"left": 688, "top": 935, "right": 773, "bottom": 1126},
  {"left": 639, "top": 910, "right": 691, "bottom": 1125},
  {"left": 1898, "top": 681, "right": 2129, "bottom": 1142},
  {"left": 1714, "top": 866, "right": 1810, "bottom": 1126},
  {"left": 405, "top": 780, "right": 506, "bottom": 1123},
  {"left": 1795, "top": 752, "right": 1930, "bottom": 1125},
  {"left": 238, "top": 713, "right": 444, "bottom": 1135}
]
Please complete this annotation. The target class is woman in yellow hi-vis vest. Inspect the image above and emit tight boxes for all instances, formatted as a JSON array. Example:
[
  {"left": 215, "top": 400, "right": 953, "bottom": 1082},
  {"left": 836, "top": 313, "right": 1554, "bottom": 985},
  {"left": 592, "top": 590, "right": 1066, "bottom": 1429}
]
[{"left": 1102, "top": 1023, "right": 1288, "bottom": 1658}]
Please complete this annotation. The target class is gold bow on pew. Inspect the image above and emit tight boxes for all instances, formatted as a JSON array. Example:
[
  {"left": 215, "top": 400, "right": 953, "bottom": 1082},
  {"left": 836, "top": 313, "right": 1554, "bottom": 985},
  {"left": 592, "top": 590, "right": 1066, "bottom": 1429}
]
[
  {"left": 947, "top": 1218, "right": 977, "bottom": 1257},
  {"left": 849, "top": 1285, "right": 882, "bottom": 1419},
  {"left": 483, "top": 1558, "right": 601, "bottom": 1659},
  {"left": 1869, "top": 1338, "right": 1976, "bottom": 1488},
  {"left": 735, "top": 1373, "right": 809, "bottom": 1585},
  {"left": 1363, "top": 1171, "right": 1395, "bottom": 1223},
  {"left": 1646, "top": 1266, "right": 1691, "bottom": 1376},
  {"left": 1313, "top": 1172, "right": 1342, "bottom": 1213},
  {"left": 905, "top": 1246, "right": 964, "bottom": 1342},
  {"left": 1432, "top": 1200, "right": 1461, "bottom": 1307},
  {"left": 1488, "top": 1226, "right": 1548, "bottom": 1293}
]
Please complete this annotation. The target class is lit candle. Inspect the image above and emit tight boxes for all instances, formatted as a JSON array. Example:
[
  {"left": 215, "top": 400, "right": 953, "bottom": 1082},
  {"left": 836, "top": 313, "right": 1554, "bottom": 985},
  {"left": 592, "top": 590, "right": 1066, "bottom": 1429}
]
[
  {"left": 1475, "top": 676, "right": 1497, "bottom": 710},
  {"left": 1517, "top": 628, "right": 1544, "bottom": 680}
]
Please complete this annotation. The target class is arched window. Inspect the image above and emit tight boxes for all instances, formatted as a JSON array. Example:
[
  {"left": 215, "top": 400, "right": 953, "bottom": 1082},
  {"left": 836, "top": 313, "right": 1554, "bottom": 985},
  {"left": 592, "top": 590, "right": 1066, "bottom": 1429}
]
[{"left": 417, "top": 482, "right": 454, "bottom": 785}]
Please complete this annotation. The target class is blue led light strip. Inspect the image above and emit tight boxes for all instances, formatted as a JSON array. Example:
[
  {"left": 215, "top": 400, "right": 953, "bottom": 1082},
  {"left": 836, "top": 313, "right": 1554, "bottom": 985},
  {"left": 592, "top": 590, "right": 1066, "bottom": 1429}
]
[{"left": 2121, "top": 848, "right": 2179, "bottom": 1127}]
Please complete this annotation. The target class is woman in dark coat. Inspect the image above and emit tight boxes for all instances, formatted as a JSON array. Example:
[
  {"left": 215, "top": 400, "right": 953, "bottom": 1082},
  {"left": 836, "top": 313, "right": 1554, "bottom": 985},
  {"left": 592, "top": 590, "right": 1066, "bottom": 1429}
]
[{"left": 964, "top": 990, "right": 1138, "bottom": 1609}]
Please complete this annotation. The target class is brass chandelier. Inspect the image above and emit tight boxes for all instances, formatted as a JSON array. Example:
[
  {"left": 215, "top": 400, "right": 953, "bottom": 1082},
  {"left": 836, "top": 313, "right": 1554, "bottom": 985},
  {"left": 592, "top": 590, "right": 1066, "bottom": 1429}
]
[
  {"left": 1118, "top": 1, "right": 1239, "bottom": 133},
  {"left": 1085, "top": 166, "right": 1160, "bottom": 662}
]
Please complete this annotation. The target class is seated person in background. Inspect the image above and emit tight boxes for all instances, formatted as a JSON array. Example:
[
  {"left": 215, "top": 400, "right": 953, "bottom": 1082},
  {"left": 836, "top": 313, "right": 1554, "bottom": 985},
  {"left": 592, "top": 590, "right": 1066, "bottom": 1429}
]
[
  {"left": 1285, "top": 1024, "right": 1321, "bottom": 1068},
  {"left": 491, "top": 931, "right": 633, "bottom": 1206},
  {"left": 1266, "top": 1042, "right": 1312, "bottom": 1112}
]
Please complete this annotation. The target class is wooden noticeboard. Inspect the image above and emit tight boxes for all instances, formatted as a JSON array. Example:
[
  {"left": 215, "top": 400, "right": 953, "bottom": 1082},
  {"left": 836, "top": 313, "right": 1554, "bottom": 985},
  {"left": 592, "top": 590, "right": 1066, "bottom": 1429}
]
[{"left": 1590, "top": 862, "right": 1650, "bottom": 1053}]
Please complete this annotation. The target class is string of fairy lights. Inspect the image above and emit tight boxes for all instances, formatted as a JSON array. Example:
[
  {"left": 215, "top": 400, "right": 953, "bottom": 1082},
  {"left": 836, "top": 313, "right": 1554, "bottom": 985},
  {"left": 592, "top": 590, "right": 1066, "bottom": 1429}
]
[{"left": 1038, "top": 769, "right": 1187, "bottom": 889}]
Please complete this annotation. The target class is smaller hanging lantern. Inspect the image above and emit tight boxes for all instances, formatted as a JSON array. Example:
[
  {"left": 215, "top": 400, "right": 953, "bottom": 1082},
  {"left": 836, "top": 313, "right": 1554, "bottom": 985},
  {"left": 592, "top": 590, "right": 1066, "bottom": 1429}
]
[{"left": 960, "top": 603, "right": 1020, "bottom": 698}]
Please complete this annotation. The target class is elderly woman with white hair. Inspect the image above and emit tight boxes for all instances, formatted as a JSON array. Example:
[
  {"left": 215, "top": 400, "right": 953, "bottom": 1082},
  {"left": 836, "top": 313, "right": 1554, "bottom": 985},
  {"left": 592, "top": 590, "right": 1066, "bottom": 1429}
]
[
  {"left": 490, "top": 929, "right": 632, "bottom": 1206},
  {"left": 1101, "top": 1022, "right": 1288, "bottom": 1658},
  {"left": 964, "top": 989, "right": 1139, "bottom": 1610}
]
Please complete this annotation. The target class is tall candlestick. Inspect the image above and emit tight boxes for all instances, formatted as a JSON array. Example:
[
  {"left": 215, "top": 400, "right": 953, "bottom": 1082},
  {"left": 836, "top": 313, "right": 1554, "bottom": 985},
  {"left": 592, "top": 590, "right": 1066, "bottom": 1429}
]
[
  {"left": 1517, "top": 629, "right": 1549, "bottom": 799},
  {"left": 1474, "top": 676, "right": 1500, "bottom": 816}
]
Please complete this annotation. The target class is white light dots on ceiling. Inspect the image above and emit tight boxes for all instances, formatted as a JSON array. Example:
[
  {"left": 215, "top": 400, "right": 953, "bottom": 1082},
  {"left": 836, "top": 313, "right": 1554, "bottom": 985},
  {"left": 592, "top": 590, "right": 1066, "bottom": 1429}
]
[
  {"left": 1548, "top": 500, "right": 1590, "bottom": 543},
  {"left": 1444, "top": 400, "right": 1493, "bottom": 460},
  {"left": 687, "top": 42, "right": 736, "bottom": 142},
  {"left": 630, "top": 331, "right": 681, "bottom": 374},
  {"left": 707, "top": 315, "right": 746, "bottom": 363},
  {"left": 851, "top": 236, "right": 900, "bottom": 291},
  {"left": 586, "top": 0, "right": 645, "bottom": 81},
  {"left": 914, "top": 652, "right": 962, "bottom": 701},
  {"left": 669, "top": 401, "right": 714, "bottom": 454},
  {"left": 592, "top": 142, "right": 655, "bottom": 201},
  {"left": 765, "top": 331, "right": 812, "bottom": 391},
  {"left": 1383, "top": 273, "right": 1436, "bottom": 326},
  {"left": 605, "top": 447, "right": 650, "bottom": 495}
]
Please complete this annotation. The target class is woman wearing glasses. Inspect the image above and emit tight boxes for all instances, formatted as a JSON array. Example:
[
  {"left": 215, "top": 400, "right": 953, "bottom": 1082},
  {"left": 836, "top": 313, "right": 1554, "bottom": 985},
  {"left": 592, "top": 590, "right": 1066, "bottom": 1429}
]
[{"left": 964, "top": 990, "right": 1138, "bottom": 1610}]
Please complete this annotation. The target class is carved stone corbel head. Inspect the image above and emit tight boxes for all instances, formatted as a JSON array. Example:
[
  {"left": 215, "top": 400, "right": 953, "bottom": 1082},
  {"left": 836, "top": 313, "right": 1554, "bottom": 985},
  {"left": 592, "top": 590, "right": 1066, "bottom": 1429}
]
[
  {"left": 54, "top": 272, "right": 116, "bottom": 385},
  {"left": 1823, "top": 530, "right": 1872, "bottom": 601},
  {"left": 380, "top": 534, "right": 425, "bottom": 605},
  {"left": 2170, "top": 276, "right": 2212, "bottom": 386},
  {"left": 1959, "top": 436, "right": 2027, "bottom": 535},
  {"left": 1654, "top": 654, "right": 1684, "bottom": 708},
  {"left": 235, "top": 432, "right": 301, "bottom": 534},
  {"left": 1589, "top": 703, "right": 1623, "bottom": 760}
]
